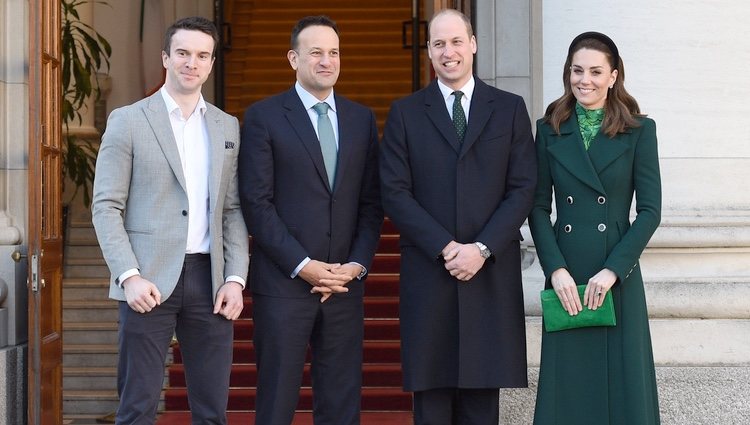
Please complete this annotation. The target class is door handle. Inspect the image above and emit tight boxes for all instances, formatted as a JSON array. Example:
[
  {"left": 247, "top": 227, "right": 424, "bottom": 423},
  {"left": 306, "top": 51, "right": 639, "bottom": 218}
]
[{"left": 11, "top": 250, "right": 26, "bottom": 262}]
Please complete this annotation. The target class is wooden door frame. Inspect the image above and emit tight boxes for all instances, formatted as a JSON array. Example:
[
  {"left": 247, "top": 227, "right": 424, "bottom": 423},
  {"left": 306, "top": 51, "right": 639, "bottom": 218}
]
[{"left": 28, "top": 0, "right": 64, "bottom": 422}]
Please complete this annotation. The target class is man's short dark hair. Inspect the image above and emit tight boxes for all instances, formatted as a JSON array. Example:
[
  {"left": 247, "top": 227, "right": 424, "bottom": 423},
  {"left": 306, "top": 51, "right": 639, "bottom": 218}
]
[
  {"left": 290, "top": 15, "right": 339, "bottom": 50},
  {"left": 163, "top": 16, "right": 219, "bottom": 57}
]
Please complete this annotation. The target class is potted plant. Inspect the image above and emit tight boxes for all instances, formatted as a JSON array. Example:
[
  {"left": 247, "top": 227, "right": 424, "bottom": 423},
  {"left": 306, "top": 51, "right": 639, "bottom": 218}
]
[{"left": 61, "top": 0, "right": 112, "bottom": 207}]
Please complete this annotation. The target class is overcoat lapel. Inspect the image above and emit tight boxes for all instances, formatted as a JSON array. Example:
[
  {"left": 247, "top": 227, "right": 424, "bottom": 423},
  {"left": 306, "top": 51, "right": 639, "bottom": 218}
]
[
  {"left": 587, "top": 128, "right": 630, "bottom": 175},
  {"left": 205, "top": 105, "right": 225, "bottom": 209},
  {"left": 332, "top": 95, "right": 353, "bottom": 194},
  {"left": 424, "top": 81, "right": 461, "bottom": 154},
  {"left": 546, "top": 116, "right": 605, "bottom": 194},
  {"left": 145, "top": 93, "right": 187, "bottom": 193},
  {"left": 282, "top": 89, "right": 331, "bottom": 191},
  {"left": 459, "top": 80, "right": 493, "bottom": 158}
]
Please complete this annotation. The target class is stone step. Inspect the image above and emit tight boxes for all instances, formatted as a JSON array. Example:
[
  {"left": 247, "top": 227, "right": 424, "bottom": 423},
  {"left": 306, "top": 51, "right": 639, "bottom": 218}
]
[
  {"left": 63, "top": 414, "right": 118, "bottom": 423},
  {"left": 63, "top": 344, "right": 119, "bottom": 368},
  {"left": 63, "top": 322, "right": 119, "bottom": 345},
  {"left": 523, "top": 265, "right": 750, "bottom": 319},
  {"left": 63, "top": 367, "right": 117, "bottom": 391},
  {"left": 62, "top": 390, "right": 120, "bottom": 416},
  {"left": 64, "top": 258, "right": 110, "bottom": 279},
  {"left": 63, "top": 299, "right": 118, "bottom": 322},
  {"left": 63, "top": 278, "right": 111, "bottom": 301},
  {"left": 64, "top": 244, "right": 103, "bottom": 261},
  {"left": 65, "top": 224, "right": 99, "bottom": 246},
  {"left": 644, "top": 278, "right": 750, "bottom": 319}
]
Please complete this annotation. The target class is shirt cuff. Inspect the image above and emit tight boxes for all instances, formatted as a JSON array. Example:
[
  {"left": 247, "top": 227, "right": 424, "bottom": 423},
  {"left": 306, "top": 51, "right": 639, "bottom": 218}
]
[
  {"left": 291, "top": 257, "right": 311, "bottom": 278},
  {"left": 117, "top": 268, "right": 140, "bottom": 288},
  {"left": 225, "top": 275, "right": 246, "bottom": 289},
  {"left": 348, "top": 262, "right": 367, "bottom": 280}
]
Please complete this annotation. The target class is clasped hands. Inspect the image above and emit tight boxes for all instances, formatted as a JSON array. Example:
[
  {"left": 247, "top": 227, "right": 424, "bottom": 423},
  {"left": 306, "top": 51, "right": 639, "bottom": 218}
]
[
  {"left": 122, "top": 275, "right": 245, "bottom": 320},
  {"left": 550, "top": 267, "right": 617, "bottom": 316},
  {"left": 442, "top": 241, "right": 486, "bottom": 282},
  {"left": 299, "top": 260, "right": 361, "bottom": 303}
]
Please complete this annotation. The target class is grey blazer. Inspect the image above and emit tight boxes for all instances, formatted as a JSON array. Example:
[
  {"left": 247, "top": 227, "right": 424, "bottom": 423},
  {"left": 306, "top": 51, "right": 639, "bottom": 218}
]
[{"left": 92, "top": 91, "right": 249, "bottom": 302}]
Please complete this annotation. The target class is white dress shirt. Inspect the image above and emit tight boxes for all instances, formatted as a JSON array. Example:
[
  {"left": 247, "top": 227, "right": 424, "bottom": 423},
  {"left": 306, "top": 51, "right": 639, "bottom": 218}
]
[
  {"left": 437, "top": 77, "right": 475, "bottom": 122},
  {"left": 161, "top": 87, "right": 212, "bottom": 254},
  {"left": 296, "top": 81, "right": 340, "bottom": 148}
]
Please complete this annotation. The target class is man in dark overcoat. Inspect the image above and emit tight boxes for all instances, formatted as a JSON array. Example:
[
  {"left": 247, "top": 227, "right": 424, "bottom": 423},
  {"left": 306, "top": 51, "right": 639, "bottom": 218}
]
[{"left": 379, "top": 9, "right": 537, "bottom": 425}]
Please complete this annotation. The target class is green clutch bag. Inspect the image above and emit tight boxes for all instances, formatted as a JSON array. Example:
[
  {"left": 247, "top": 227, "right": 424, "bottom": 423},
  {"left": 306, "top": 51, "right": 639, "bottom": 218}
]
[{"left": 540, "top": 285, "right": 616, "bottom": 332}]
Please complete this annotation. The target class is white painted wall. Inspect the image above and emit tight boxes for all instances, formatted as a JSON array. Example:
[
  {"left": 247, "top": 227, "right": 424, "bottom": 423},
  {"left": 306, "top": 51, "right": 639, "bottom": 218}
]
[{"left": 93, "top": 0, "right": 214, "bottom": 113}]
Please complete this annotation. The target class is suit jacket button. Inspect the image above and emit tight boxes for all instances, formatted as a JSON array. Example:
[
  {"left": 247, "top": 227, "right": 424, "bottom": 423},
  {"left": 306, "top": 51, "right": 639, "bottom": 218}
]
[
  {"left": 597, "top": 196, "right": 606, "bottom": 204},
  {"left": 182, "top": 210, "right": 188, "bottom": 216},
  {"left": 564, "top": 224, "right": 572, "bottom": 233},
  {"left": 566, "top": 196, "right": 574, "bottom": 204},
  {"left": 598, "top": 223, "right": 606, "bottom": 232}
]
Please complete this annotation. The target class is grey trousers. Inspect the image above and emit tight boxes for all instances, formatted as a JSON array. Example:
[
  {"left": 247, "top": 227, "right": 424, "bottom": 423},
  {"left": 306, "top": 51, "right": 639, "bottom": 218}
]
[{"left": 116, "top": 254, "right": 234, "bottom": 425}]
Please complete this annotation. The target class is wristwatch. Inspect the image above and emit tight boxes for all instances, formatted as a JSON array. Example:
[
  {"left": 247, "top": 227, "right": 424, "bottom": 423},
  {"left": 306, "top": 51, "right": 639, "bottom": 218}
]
[{"left": 474, "top": 241, "right": 491, "bottom": 259}]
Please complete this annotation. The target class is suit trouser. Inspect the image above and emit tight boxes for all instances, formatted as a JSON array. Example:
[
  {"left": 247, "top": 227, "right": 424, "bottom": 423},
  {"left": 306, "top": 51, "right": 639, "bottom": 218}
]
[
  {"left": 116, "top": 254, "right": 233, "bottom": 425},
  {"left": 252, "top": 293, "right": 364, "bottom": 425},
  {"left": 413, "top": 388, "right": 500, "bottom": 425}
]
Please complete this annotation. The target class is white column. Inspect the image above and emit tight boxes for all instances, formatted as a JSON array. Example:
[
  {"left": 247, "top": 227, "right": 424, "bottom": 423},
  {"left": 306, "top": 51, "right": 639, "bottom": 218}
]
[{"left": 0, "top": 0, "right": 27, "bottom": 246}]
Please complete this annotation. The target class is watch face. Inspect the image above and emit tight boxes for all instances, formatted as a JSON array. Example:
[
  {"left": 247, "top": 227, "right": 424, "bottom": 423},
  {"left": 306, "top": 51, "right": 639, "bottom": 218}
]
[{"left": 475, "top": 242, "right": 490, "bottom": 258}]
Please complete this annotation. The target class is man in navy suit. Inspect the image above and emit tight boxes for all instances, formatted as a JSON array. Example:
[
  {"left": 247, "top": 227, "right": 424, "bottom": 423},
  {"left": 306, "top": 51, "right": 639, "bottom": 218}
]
[
  {"left": 380, "top": 9, "right": 537, "bottom": 425},
  {"left": 238, "top": 15, "right": 383, "bottom": 425}
]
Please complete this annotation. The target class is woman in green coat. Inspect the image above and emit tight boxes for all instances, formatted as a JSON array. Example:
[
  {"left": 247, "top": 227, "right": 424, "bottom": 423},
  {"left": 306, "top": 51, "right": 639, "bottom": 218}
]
[{"left": 529, "top": 32, "right": 661, "bottom": 424}]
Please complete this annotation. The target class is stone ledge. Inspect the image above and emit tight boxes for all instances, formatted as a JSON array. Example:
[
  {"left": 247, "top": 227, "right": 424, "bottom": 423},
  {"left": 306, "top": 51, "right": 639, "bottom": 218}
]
[
  {"left": 523, "top": 275, "right": 750, "bottom": 319},
  {"left": 646, "top": 279, "right": 750, "bottom": 319},
  {"left": 523, "top": 318, "right": 750, "bottom": 366},
  {"left": 652, "top": 217, "right": 750, "bottom": 248},
  {"left": 521, "top": 211, "right": 750, "bottom": 248},
  {"left": 499, "top": 367, "right": 750, "bottom": 425}
]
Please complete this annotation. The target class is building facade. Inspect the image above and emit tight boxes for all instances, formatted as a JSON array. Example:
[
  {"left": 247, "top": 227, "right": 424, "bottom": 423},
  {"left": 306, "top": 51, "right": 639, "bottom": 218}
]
[{"left": 1, "top": 0, "right": 748, "bottom": 423}]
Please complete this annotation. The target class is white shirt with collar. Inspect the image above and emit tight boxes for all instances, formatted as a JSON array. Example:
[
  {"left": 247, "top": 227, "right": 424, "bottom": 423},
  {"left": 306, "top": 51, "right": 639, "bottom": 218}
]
[
  {"left": 161, "top": 86, "right": 211, "bottom": 255},
  {"left": 117, "top": 87, "right": 245, "bottom": 288},
  {"left": 289, "top": 82, "right": 366, "bottom": 281},
  {"left": 295, "top": 81, "right": 340, "bottom": 147},
  {"left": 437, "top": 76, "right": 475, "bottom": 122}
]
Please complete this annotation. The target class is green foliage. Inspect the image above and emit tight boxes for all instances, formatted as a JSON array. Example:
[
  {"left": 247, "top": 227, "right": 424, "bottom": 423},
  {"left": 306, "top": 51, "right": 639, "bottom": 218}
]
[
  {"left": 63, "top": 134, "right": 98, "bottom": 207},
  {"left": 61, "top": 0, "right": 112, "bottom": 206}
]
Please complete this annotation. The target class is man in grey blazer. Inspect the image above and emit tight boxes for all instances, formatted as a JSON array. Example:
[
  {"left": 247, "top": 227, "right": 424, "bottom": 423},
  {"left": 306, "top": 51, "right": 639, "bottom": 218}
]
[{"left": 92, "top": 17, "right": 248, "bottom": 424}]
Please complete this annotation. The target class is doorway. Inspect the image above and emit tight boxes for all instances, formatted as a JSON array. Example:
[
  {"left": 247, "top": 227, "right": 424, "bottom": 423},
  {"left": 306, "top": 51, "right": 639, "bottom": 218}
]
[{"left": 219, "top": 0, "right": 435, "bottom": 130}]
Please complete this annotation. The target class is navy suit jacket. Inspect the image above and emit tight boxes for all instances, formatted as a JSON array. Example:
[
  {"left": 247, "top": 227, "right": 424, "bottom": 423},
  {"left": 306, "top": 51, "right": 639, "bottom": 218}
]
[{"left": 239, "top": 87, "right": 383, "bottom": 298}]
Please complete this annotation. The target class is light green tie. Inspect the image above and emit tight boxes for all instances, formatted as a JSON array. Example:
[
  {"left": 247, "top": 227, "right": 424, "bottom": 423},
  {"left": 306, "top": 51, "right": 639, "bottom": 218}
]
[{"left": 312, "top": 102, "right": 338, "bottom": 187}]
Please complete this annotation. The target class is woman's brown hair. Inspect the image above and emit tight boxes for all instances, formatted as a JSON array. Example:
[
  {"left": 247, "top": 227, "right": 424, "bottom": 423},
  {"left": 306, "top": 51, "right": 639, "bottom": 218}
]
[{"left": 544, "top": 35, "right": 643, "bottom": 137}]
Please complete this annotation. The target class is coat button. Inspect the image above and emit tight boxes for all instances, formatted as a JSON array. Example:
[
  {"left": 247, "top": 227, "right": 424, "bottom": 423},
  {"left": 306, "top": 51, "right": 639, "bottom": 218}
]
[
  {"left": 597, "top": 196, "right": 606, "bottom": 204},
  {"left": 598, "top": 223, "right": 606, "bottom": 232},
  {"left": 182, "top": 210, "right": 188, "bottom": 216},
  {"left": 564, "top": 224, "right": 572, "bottom": 233},
  {"left": 566, "top": 196, "right": 574, "bottom": 204}
]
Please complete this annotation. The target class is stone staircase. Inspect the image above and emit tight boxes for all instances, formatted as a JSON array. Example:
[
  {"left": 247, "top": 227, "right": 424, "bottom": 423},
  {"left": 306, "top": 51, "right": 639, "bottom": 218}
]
[{"left": 61, "top": 217, "right": 121, "bottom": 422}]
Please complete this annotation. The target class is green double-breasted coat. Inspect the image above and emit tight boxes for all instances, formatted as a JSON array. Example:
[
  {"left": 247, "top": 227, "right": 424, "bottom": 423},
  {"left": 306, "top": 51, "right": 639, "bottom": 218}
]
[{"left": 529, "top": 113, "right": 661, "bottom": 425}]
